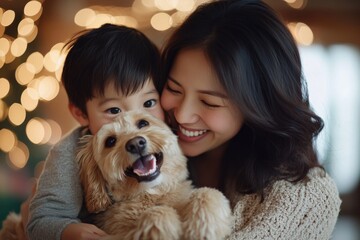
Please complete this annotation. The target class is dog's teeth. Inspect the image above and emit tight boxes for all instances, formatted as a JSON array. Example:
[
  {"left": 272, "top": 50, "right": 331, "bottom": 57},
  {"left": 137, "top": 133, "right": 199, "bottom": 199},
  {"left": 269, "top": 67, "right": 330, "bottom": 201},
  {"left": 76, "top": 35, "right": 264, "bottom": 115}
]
[{"left": 133, "top": 155, "right": 156, "bottom": 176}]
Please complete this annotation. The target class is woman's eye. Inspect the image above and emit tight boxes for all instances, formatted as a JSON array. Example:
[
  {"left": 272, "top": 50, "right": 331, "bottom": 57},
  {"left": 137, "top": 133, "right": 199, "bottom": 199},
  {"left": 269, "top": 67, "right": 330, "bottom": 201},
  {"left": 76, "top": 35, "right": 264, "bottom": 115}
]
[
  {"left": 201, "top": 100, "right": 221, "bottom": 108},
  {"left": 107, "top": 108, "right": 121, "bottom": 114},
  {"left": 137, "top": 119, "right": 149, "bottom": 129},
  {"left": 144, "top": 99, "right": 156, "bottom": 108},
  {"left": 105, "top": 136, "right": 117, "bottom": 148},
  {"left": 166, "top": 83, "right": 181, "bottom": 94}
]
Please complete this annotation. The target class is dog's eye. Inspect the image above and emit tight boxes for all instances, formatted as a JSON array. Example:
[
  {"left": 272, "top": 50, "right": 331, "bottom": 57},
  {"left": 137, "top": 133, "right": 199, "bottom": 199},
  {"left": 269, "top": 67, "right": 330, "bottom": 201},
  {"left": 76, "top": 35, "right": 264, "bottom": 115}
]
[
  {"left": 137, "top": 119, "right": 149, "bottom": 129},
  {"left": 105, "top": 136, "right": 117, "bottom": 148}
]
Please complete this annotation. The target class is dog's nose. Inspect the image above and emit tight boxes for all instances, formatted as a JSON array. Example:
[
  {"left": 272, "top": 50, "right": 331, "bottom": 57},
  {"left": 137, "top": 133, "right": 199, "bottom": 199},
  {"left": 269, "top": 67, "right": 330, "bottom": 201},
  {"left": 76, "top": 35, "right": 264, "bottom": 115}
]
[{"left": 125, "top": 136, "right": 147, "bottom": 154}]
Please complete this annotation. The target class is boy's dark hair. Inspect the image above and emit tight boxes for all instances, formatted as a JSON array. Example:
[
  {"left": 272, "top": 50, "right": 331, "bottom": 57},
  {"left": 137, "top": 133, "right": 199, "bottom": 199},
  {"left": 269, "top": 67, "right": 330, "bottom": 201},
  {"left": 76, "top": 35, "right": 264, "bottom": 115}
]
[{"left": 62, "top": 23, "right": 161, "bottom": 114}]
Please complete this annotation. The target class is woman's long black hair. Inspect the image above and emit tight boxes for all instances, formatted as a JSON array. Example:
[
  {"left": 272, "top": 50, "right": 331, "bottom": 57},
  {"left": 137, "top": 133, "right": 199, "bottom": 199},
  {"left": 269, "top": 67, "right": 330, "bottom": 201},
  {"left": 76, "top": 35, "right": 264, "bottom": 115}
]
[{"left": 161, "top": 0, "right": 324, "bottom": 197}]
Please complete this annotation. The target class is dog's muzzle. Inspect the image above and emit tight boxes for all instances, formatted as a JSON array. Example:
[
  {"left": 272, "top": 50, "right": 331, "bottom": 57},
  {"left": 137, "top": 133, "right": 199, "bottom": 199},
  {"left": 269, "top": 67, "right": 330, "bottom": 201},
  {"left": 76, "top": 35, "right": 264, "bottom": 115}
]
[{"left": 124, "top": 136, "right": 164, "bottom": 182}]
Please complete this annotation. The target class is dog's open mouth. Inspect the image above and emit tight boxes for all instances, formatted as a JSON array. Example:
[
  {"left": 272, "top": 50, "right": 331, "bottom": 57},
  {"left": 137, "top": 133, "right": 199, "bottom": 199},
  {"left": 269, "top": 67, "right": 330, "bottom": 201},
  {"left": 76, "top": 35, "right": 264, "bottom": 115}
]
[{"left": 125, "top": 152, "right": 163, "bottom": 182}]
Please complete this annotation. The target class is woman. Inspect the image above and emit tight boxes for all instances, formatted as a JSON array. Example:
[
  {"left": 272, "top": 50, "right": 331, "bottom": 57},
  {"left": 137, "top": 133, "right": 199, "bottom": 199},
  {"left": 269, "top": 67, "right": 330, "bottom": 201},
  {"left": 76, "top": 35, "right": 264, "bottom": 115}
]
[{"left": 160, "top": 0, "right": 341, "bottom": 238}]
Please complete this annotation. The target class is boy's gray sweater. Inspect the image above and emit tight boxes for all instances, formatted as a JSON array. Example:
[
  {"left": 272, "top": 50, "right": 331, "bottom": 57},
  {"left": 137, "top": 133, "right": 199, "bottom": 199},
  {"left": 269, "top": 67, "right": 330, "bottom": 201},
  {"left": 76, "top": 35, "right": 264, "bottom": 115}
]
[{"left": 27, "top": 127, "right": 88, "bottom": 240}]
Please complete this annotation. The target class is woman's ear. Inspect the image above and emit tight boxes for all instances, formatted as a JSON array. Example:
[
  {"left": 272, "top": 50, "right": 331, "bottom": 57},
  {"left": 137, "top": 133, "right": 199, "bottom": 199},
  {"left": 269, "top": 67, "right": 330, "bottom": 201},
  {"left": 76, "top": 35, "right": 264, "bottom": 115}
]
[{"left": 69, "top": 103, "right": 89, "bottom": 126}]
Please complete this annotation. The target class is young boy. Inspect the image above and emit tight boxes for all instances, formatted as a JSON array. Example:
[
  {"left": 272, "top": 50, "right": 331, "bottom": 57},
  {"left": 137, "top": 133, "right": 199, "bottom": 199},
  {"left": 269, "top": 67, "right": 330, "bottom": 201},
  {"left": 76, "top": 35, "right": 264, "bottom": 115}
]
[{"left": 27, "top": 23, "right": 164, "bottom": 240}]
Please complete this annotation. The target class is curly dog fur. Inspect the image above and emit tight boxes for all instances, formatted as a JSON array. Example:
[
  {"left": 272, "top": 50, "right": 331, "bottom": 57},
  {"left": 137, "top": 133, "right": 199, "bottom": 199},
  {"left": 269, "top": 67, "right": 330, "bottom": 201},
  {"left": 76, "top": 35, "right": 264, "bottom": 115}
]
[{"left": 77, "top": 110, "right": 233, "bottom": 240}]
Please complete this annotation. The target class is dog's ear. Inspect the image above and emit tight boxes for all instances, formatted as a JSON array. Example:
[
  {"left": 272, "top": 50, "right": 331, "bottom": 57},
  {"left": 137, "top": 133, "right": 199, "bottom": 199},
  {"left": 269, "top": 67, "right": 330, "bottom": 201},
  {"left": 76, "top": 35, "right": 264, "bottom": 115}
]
[{"left": 77, "top": 135, "right": 112, "bottom": 213}]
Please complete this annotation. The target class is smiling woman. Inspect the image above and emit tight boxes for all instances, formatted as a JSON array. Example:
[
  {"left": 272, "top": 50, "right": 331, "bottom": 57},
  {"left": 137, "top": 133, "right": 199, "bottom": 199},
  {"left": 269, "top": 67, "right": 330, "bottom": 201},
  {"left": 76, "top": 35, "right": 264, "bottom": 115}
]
[
  {"left": 160, "top": 0, "right": 341, "bottom": 238},
  {"left": 1, "top": 0, "right": 360, "bottom": 238},
  {"left": 161, "top": 48, "right": 243, "bottom": 158}
]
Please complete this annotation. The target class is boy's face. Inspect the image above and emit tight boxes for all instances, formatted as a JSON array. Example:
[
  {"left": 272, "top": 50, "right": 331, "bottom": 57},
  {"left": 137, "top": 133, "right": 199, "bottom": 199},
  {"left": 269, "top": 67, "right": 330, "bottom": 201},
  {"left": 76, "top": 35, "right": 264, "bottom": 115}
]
[{"left": 78, "top": 80, "right": 164, "bottom": 134}]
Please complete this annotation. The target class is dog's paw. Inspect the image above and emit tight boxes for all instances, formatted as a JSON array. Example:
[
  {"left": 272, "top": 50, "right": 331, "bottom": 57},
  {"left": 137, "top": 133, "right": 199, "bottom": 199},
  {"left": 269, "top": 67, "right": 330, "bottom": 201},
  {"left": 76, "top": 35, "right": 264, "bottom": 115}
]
[
  {"left": 132, "top": 205, "right": 181, "bottom": 240},
  {"left": 0, "top": 212, "right": 26, "bottom": 240},
  {"left": 181, "top": 187, "right": 233, "bottom": 240}
]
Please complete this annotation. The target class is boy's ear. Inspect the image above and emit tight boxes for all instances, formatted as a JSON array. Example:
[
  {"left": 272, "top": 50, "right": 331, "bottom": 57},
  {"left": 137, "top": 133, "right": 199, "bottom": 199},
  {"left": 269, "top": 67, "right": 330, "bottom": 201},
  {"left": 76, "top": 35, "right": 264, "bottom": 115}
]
[{"left": 68, "top": 103, "right": 89, "bottom": 126}]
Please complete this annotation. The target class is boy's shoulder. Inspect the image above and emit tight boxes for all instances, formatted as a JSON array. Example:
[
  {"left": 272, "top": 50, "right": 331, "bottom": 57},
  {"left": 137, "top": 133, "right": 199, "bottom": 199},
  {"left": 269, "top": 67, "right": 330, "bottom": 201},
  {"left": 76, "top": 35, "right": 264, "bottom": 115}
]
[{"left": 51, "top": 126, "right": 88, "bottom": 152}]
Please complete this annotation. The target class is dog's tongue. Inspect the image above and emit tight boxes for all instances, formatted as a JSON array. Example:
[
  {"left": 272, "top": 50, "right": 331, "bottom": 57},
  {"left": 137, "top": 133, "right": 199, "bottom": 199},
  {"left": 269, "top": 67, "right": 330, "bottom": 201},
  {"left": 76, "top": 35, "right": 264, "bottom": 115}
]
[{"left": 132, "top": 155, "right": 156, "bottom": 176}]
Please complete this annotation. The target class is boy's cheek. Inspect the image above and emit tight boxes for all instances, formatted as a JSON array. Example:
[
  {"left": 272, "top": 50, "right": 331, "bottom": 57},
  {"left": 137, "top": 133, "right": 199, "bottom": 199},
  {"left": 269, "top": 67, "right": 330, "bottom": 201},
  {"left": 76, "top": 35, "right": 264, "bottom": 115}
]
[{"left": 148, "top": 107, "right": 165, "bottom": 121}]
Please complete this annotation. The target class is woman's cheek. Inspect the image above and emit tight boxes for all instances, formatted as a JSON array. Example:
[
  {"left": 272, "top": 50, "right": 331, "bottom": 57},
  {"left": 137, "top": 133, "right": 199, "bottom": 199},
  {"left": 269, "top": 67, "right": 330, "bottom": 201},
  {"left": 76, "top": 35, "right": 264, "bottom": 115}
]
[{"left": 161, "top": 91, "right": 175, "bottom": 111}]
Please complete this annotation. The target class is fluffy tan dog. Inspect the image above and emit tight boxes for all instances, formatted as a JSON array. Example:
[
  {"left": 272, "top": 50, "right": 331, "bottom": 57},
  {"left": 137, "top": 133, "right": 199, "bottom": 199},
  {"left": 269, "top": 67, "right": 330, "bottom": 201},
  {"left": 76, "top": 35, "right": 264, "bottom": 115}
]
[
  {"left": 0, "top": 213, "right": 27, "bottom": 240},
  {"left": 77, "top": 110, "right": 233, "bottom": 240}
]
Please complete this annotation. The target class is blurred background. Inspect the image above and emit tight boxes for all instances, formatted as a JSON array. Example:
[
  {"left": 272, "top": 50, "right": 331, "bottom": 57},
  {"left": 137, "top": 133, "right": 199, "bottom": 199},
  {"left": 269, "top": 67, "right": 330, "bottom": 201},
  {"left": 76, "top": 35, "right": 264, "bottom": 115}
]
[{"left": 0, "top": 0, "right": 359, "bottom": 238}]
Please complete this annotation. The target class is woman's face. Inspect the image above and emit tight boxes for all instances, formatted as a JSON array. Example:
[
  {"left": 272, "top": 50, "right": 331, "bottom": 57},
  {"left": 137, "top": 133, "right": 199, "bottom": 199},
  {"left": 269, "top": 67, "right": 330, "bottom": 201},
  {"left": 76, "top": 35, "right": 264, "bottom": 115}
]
[{"left": 161, "top": 49, "right": 244, "bottom": 157}]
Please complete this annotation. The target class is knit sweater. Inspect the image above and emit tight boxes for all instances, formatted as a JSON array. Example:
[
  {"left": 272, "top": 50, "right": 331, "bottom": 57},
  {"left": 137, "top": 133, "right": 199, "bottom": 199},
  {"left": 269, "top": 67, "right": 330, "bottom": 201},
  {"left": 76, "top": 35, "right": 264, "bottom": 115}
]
[
  {"left": 227, "top": 168, "right": 341, "bottom": 239},
  {"left": 27, "top": 127, "right": 87, "bottom": 240}
]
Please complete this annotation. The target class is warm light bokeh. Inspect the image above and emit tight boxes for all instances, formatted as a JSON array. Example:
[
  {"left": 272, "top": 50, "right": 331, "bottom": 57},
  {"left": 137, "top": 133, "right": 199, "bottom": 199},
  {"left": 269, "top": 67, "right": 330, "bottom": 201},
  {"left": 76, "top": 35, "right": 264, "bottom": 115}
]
[
  {"left": 0, "top": 128, "right": 17, "bottom": 152},
  {"left": 8, "top": 103, "right": 26, "bottom": 126},
  {"left": 0, "top": 77, "right": 10, "bottom": 98}
]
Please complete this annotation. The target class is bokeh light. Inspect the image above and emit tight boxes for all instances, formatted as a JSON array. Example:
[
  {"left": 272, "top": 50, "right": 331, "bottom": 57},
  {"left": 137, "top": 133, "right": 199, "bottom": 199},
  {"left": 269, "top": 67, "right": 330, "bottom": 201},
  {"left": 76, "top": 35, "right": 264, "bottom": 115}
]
[
  {"left": 0, "top": 99, "right": 8, "bottom": 121},
  {"left": 0, "top": 37, "right": 10, "bottom": 57},
  {"left": 11, "top": 37, "right": 28, "bottom": 57},
  {"left": 24, "top": 1, "right": 43, "bottom": 19},
  {"left": 27, "top": 51, "right": 44, "bottom": 74},
  {"left": 8, "top": 103, "right": 26, "bottom": 126},
  {"left": 37, "top": 76, "right": 60, "bottom": 101},
  {"left": 46, "top": 119, "right": 62, "bottom": 145},
  {"left": 74, "top": 8, "right": 96, "bottom": 27},
  {"left": 0, "top": 128, "right": 17, "bottom": 152},
  {"left": 155, "top": 0, "right": 177, "bottom": 11},
  {"left": 8, "top": 141, "right": 29, "bottom": 169},
  {"left": 18, "top": 18, "right": 35, "bottom": 37},
  {"left": 0, "top": 77, "right": 10, "bottom": 98},
  {"left": 151, "top": 12, "right": 172, "bottom": 31},
  {"left": 288, "top": 22, "right": 314, "bottom": 46},
  {"left": 26, "top": 118, "right": 45, "bottom": 144},
  {"left": 171, "top": 11, "right": 189, "bottom": 27},
  {"left": 1, "top": 10, "right": 15, "bottom": 27},
  {"left": 5, "top": 50, "right": 15, "bottom": 64},
  {"left": 21, "top": 88, "right": 39, "bottom": 111},
  {"left": 175, "top": 0, "right": 195, "bottom": 12},
  {"left": 15, "top": 62, "right": 36, "bottom": 85},
  {"left": 23, "top": 24, "right": 38, "bottom": 43}
]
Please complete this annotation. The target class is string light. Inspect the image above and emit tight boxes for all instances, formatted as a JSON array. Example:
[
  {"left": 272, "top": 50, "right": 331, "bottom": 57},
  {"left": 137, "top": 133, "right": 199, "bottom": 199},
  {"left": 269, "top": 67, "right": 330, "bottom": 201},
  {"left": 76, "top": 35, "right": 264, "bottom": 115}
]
[
  {"left": 288, "top": 22, "right": 314, "bottom": 46},
  {"left": 0, "top": 78, "right": 10, "bottom": 98},
  {"left": 1, "top": 0, "right": 64, "bottom": 170},
  {"left": 151, "top": 12, "right": 172, "bottom": 31}
]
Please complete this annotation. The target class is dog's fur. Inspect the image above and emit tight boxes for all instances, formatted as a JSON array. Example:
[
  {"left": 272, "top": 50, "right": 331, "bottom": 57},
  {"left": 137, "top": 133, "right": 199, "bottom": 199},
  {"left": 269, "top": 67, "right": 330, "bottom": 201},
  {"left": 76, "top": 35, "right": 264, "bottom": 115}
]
[
  {"left": 77, "top": 110, "right": 233, "bottom": 240},
  {"left": 0, "top": 213, "right": 26, "bottom": 240}
]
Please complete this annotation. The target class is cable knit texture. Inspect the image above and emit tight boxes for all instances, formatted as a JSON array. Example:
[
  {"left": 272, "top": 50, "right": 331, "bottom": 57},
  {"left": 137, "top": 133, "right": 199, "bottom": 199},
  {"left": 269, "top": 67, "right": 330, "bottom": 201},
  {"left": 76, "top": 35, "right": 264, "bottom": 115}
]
[{"left": 227, "top": 168, "right": 341, "bottom": 239}]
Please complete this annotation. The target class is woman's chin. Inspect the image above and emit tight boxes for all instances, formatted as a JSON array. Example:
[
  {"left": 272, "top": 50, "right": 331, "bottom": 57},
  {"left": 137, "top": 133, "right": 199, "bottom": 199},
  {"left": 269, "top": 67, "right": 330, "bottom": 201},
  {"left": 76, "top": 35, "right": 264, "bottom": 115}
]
[{"left": 178, "top": 142, "right": 204, "bottom": 157}]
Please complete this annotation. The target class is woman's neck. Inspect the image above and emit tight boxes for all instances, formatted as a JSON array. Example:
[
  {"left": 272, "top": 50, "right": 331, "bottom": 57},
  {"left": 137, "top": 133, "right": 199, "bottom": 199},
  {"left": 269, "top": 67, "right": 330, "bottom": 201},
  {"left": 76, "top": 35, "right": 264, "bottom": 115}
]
[{"left": 189, "top": 143, "right": 228, "bottom": 189}]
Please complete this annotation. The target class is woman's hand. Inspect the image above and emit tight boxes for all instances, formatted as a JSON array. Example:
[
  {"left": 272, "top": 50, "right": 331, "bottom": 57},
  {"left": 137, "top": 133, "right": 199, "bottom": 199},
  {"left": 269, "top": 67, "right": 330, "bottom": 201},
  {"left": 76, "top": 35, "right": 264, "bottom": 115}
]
[{"left": 61, "top": 223, "right": 108, "bottom": 240}]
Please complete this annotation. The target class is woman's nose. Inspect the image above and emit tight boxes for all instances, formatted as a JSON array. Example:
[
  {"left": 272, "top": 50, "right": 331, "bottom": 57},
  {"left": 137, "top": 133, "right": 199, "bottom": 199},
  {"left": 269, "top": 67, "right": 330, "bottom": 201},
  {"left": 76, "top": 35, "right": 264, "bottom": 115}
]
[{"left": 173, "top": 96, "right": 199, "bottom": 124}]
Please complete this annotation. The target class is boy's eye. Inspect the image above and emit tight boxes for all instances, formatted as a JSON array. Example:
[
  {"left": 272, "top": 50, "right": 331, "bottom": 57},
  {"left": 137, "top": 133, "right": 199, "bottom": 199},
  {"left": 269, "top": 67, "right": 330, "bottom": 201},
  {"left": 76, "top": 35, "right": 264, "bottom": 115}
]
[
  {"left": 144, "top": 99, "right": 156, "bottom": 108},
  {"left": 107, "top": 107, "right": 121, "bottom": 114},
  {"left": 105, "top": 136, "right": 117, "bottom": 148}
]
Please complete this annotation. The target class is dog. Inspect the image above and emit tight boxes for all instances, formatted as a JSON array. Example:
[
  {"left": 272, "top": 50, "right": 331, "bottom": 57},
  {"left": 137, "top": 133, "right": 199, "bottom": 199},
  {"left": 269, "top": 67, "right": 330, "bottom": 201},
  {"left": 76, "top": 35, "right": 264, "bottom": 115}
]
[
  {"left": 77, "top": 110, "right": 233, "bottom": 240},
  {"left": 0, "top": 213, "right": 27, "bottom": 240}
]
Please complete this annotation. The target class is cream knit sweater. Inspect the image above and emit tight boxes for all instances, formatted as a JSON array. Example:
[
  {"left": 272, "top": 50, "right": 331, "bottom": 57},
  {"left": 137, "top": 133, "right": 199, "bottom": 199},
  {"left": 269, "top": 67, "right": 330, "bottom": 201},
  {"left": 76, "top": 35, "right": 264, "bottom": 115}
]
[{"left": 228, "top": 168, "right": 341, "bottom": 239}]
